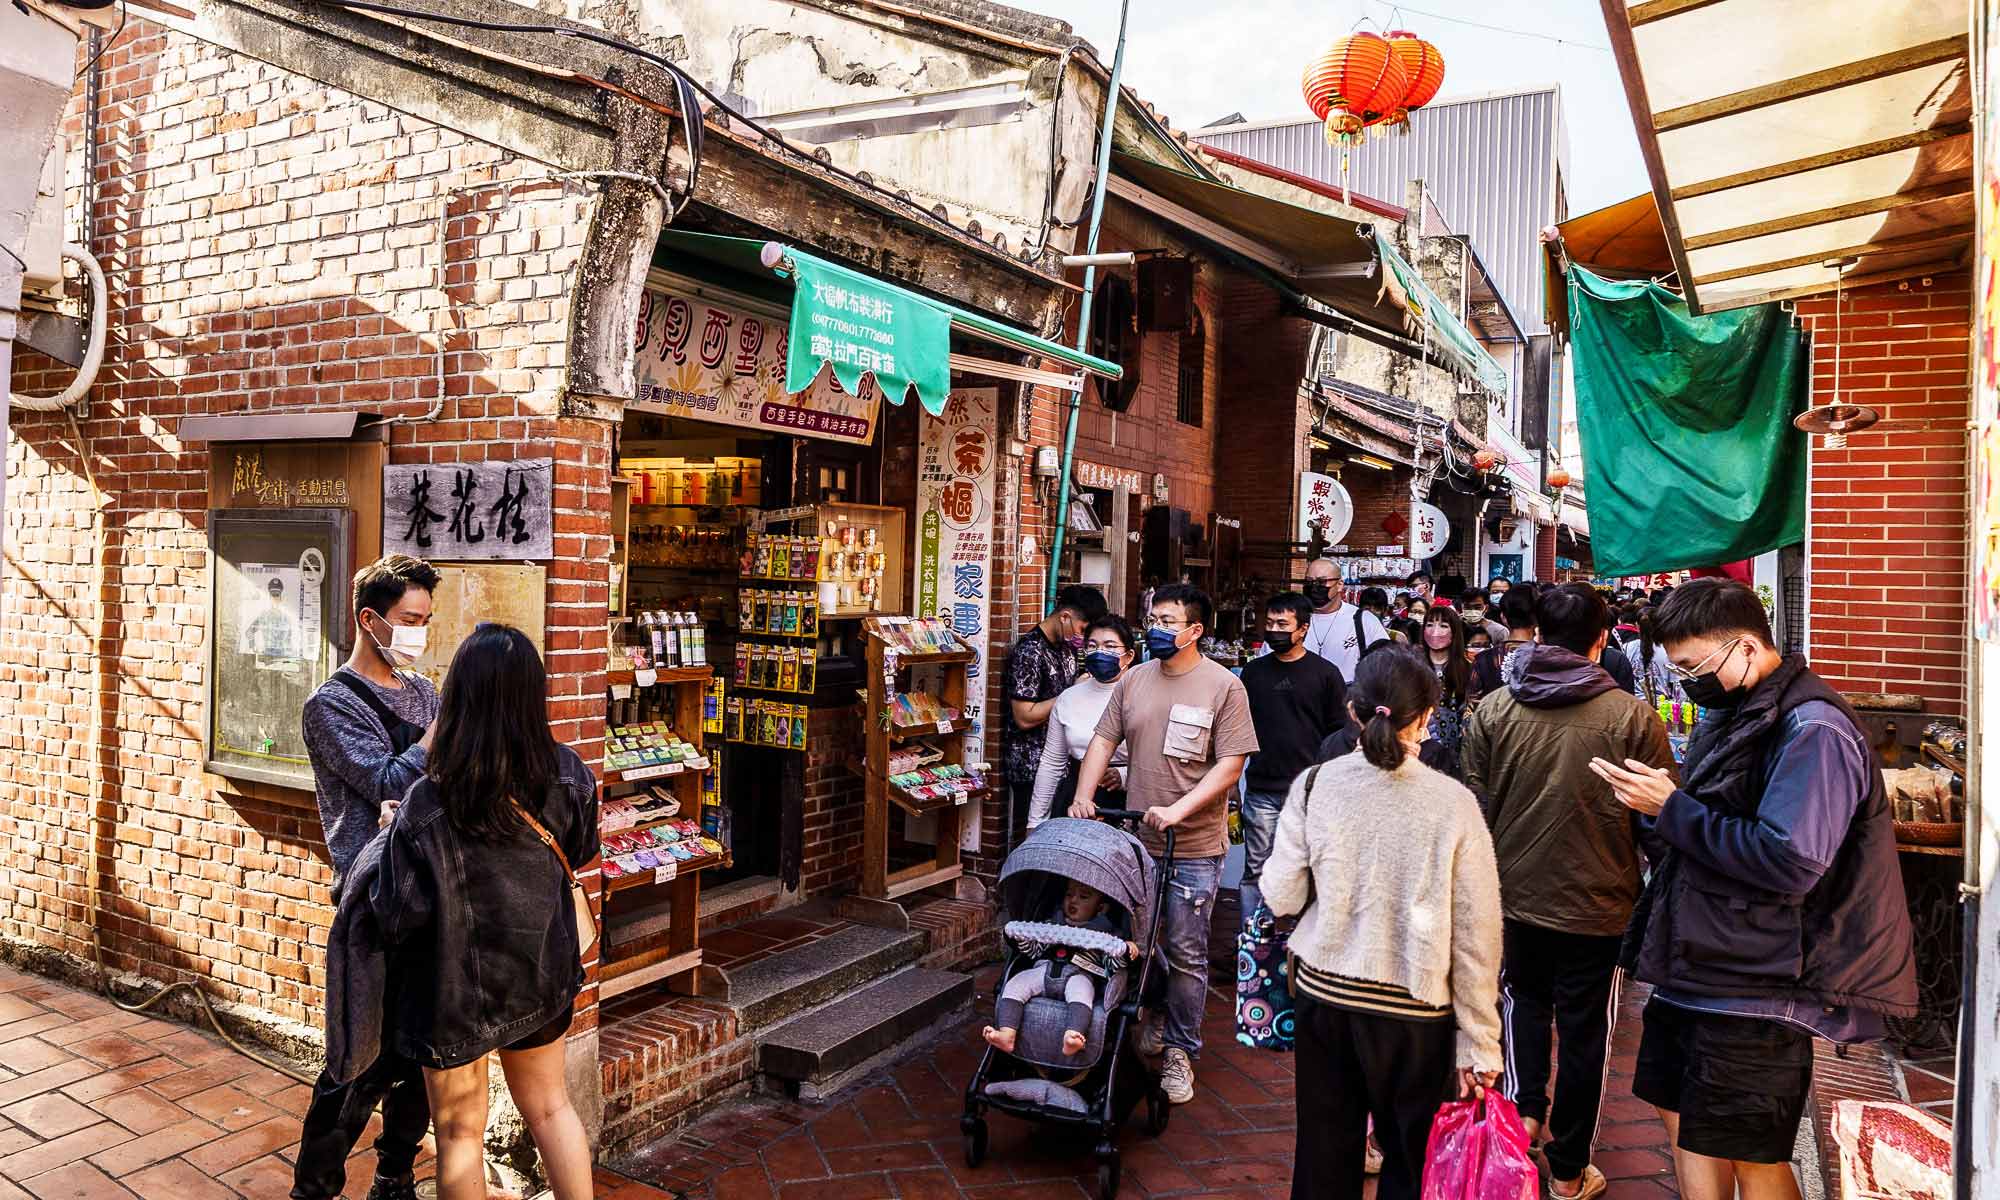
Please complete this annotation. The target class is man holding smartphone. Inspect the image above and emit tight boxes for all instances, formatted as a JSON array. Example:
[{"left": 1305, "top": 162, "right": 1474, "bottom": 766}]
[{"left": 1591, "top": 579, "right": 1915, "bottom": 1200}]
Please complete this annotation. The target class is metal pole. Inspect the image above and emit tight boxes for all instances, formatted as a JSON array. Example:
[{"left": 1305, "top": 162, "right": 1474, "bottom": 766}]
[{"left": 1046, "top": 0, "right": 1130, "bottom": 610}]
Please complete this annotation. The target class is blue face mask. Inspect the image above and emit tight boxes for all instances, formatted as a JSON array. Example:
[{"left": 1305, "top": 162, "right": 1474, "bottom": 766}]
[
  {"left": 1145, "top": 625, "right": 1187, "bottom": 661},
  {"left": 1083, "top": 650, "right": 1123, "bottom": 682}
]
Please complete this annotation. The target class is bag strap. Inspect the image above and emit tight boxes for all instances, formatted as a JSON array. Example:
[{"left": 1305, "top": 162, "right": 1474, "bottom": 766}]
[
  {"left": 1298, "top": 763, "right": 1324, "bottom": 818},
  {"left": 509, "top": 794, "right": 578, "bottom": 888},
  {"left": 330, "top": 669, "right": 408, "bottom": 734}
]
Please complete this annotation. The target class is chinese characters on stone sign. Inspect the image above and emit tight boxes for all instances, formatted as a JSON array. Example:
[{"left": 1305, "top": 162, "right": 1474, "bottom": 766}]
[{"left": 382, "top": 459, "right": 554, "bottom": 561}]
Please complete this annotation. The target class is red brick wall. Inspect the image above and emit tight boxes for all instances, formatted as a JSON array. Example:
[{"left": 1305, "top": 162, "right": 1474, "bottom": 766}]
[
  {"left": 2, "top": 22, "right": 614, "bottom": 1035},
  {"left": 1793, "top": 274, "right": 1969, "bottom": 716},
  {"left": 1339, "top": 465, "right": 1413, "bottom": 558}
]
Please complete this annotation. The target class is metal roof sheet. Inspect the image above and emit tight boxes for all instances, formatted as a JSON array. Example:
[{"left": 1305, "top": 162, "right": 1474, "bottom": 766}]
[{"left": 1193, "top": 87, "right": 1569, "bottom": 335}]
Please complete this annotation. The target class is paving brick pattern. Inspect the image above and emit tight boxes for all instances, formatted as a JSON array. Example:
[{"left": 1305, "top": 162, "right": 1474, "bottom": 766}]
[{"left": 616, "top": 963, "right": 1686, "bottom": 1199}]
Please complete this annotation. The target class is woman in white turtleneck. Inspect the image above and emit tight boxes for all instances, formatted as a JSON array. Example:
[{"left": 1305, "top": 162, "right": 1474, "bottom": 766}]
[{"left": 1026, "top": 615, "right": 1134, "bottom": 828}]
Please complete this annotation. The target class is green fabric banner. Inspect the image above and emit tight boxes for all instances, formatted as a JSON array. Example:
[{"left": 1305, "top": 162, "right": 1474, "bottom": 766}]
[
  {"left": 1568, "top": 267, "right": 1808, "bottom": 576},
  {"left": 1373, "top": 230, "right": 1512, "bottom": 398},
  {"left": 785, "top": 252, "right": 953, "bottom": 416}
]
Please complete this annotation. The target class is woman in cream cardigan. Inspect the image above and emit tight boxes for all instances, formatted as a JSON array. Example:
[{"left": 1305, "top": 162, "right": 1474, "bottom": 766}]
[{"left": 1263, "top": 647, "right": 1505, "bottom": 1200}]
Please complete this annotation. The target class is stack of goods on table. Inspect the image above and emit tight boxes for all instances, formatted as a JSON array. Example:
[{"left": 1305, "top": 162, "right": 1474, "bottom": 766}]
[{"left": 601, "top": 817, "right": 727, "bottom": 880}]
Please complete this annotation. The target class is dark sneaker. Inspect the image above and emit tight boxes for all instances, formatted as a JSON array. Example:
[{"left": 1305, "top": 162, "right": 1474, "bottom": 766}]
[{"left": 365, "top": 1178, "right": 421, "bottom": 1200}]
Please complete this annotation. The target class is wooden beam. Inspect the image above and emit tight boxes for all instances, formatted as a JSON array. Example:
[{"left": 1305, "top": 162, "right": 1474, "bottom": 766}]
[
  {"left": 599, "top": 948, "right": 703, "bottom": 999},
  {"left": 1682, "top": 181, "right": 1972, "bottom": 251},
  {"left": 1693, "top": 255, "right": 1971, "bottom": 311},
  {"left": 1598, "top": 0, "right": 1707, "bottom": 309},
  {"left": 1692, "top": 228, "right": 1974, "bottom": 285},
  {"left": 1627, "top": 0, "right": 1728, "bottom": 25},
  {"left": 1672, "top": 125, "right": 1973, "bottom": 200},
  {"left": 1653, "top": 36, "right": 1968, "bottom": 133}
]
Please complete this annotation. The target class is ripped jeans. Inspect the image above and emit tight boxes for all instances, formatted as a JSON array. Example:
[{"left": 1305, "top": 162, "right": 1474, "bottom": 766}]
[{"left": 1156, "top": 854, "right": 1222, "bottom": 1057}]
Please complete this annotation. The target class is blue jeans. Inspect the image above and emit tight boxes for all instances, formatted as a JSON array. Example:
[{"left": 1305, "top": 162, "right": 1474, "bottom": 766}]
[
  {"left": 1236, "top": 788, "right": 1286, "bottom": 918},
  {"left": 1156, "top": 853, "right": 1222, "bottom": 1057}
]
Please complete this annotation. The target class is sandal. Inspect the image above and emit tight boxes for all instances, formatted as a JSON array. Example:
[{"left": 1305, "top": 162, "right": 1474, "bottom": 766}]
[{"left": 1548, "top": 1165, "right": 1607, "bottom": 1200}]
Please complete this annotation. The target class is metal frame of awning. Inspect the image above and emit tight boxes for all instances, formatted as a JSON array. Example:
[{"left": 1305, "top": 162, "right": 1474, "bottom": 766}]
[{"left": 1601, "top": 0, "right": 1975, "bottom": 313}]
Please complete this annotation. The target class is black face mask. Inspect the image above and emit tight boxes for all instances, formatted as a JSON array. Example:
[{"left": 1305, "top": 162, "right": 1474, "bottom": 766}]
[
  {"left": 1682, "top": 670, "right": 1746, "bottom": 709},
  {"left": 1266, "top": 630, "right": 1296, "bottom": 653},
  {"left": 1304, "top": 581, "right": 1332, "bottom": 608}
]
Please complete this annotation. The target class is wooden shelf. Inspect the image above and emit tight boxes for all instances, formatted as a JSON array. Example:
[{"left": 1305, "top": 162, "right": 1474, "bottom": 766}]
[
  {"left": 878, "top": 648, "right": 975, "bottom": 665},
  {"left": 599, "top": 947, "right": 703, "bottom": 1000},
  {"left": 884, "top": 863, "right": 963, "bottom": 900},
  {"left": 887, "top": 717, "right": 970, "bottom": 742},
  {"left": 603, "top": 760, "right": 709, "bottom": 787},
  {"left": 607, "top": 664, "right": 715, "bottom": 688},
  {"left": 603, "top": 849, "right": 724, "bottom": 892},
  {"left": 601, "top": 809, "right": 692, "bottom": 838},
  {"left": 886, "top": 783, "right": 988, "bottom": 818}
]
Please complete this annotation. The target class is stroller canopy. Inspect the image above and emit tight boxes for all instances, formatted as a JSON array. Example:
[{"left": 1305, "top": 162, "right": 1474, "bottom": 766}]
[{"left": 998, "top": 818, "right": 1155, "bottom": 941}]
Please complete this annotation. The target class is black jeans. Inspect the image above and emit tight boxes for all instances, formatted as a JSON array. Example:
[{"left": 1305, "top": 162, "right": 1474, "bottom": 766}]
[
  {"left": 290, "top": 1048, "right": 431, "bottom": 1199},
  {"left": 1499, "top": 919, "right": 1624, "bottom": 1181},
  {"left": 1292, "top": 992, "right": 1457, "bottom": 1200}
]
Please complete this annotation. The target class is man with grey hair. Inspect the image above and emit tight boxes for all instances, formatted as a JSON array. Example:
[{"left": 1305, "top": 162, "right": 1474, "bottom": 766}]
[{"left": 1300, "top": 558, "right": 1387, "bottom": 685}]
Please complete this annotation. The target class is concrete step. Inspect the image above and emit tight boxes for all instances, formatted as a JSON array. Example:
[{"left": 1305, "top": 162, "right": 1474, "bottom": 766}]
[
  {"left": 713, "top": 923, "right": 927, "bottom": 1030},
  {"left": 756, "top": 966, "right": 972, "bottom": 1089}
]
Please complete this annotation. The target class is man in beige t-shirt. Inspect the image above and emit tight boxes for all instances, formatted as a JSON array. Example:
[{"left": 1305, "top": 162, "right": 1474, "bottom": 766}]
[{"left": 1070, "top": 583, "right": 1257, "bottom": 1106}]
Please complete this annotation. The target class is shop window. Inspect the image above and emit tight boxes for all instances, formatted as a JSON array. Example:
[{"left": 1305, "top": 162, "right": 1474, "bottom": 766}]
[{"left": 1176, "top": 316, "right": 1205, "bottom": 427}]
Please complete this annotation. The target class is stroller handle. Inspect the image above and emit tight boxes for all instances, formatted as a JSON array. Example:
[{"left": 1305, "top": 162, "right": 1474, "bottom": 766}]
[{"left": 1083, "top": 807, "right": 1177, "bottom": 862}]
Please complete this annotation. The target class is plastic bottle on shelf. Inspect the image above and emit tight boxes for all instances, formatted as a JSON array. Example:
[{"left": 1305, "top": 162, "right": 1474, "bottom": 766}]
[
  {"left": 646, "top": 610, "right": 665, "bottom": 665},
  {"left": 689, "top": 611, "right": 708, "bottom": 666}
]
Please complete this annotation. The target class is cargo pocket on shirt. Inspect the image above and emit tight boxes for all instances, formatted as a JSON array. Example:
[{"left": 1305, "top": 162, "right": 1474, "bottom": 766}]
[{"left": 1163, "top": 704, "right": 1214, "bottom": 763}]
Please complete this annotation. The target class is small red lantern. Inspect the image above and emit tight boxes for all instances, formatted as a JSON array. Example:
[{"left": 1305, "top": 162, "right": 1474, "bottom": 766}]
[
  {"left": 1383, "top": 31, "right": 1445, "bottom": 128},
  {"left": 1472, "top": 448, "right": 1500, "bottom": 472},
  {"left": 1548, "top": 468, "right": 1573, "bottom": 490},
  {"left": 1301, "top": 33, "right": 1411, "bottom": 145}
]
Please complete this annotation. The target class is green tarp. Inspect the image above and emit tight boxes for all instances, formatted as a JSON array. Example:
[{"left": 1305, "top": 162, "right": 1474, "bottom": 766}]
[
  {"left": 1568, "top": 267, "right": 1808, "bottom": 577},
  {"left": 1373, "top": 231, "right": 1512, "bottom": 398}
]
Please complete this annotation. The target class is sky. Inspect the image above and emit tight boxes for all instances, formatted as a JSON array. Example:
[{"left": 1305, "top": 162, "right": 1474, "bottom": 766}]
[{"left": 1028, "top": 0, "right": 1649, "bottom": 216}]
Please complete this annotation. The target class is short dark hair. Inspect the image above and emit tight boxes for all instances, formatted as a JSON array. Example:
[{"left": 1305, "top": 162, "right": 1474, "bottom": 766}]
[
  {"left": 1655, "top": 578, "right": 1773, "bottom": 648},
  {"left": 353, "top": 553, "right": 439, "bottom": 618},
  {"left": 1084, "top": 614, "right": 1137, "bottom": 652},
  {"left": 1265, "top": 590, "right": 1313, "bottom": 629},
  {"left": 1054, "top": 585, "right": 1108, "bottom": 623},
  {"left": 1538, "top": 583, "right": 1608, "bottom": 657},
  {"left": 1499, "top": 585, "right": 1539, "bottom": 632},
  {"left": 1489, "top": 575, "right": 1513, "bottom": 589},
  {"left": 1358, "top": 586, "right": 1389, "bottom": 609},
  {"left": 1410, "top": 571, "right": 1433, "bottom": 585},
  {"left": 1461, "top": 589, "right": 1487, "bottom": 608},
  {"left": 1152, "top": 582, "right": 1213, "bottom": 633}
]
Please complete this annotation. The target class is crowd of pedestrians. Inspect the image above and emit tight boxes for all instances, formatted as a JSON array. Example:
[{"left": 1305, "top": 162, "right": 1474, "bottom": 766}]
[{"left": 1001, "top": 564, "right": 1918, "bottom": 1200}]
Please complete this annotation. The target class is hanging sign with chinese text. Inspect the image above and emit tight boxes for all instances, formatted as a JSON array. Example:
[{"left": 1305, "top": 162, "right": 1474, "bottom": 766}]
[
  {"left": 915, "top": 389, "right": 998, "bottom": 830},
  {"left": 785, "top": 252, "right": 953, "bottom": 416},
  {"left": 382, "top": 459, "right": 553, "bottom": 561},
  {"left": 633, "top": 287, "right": 882, "bottom": 446},
  {"left": 1412, "top": 502, "right": 1450, "bottom": 559},
  {"left": 1297, "top": 472, "right": 1354, "bottom": 546}
]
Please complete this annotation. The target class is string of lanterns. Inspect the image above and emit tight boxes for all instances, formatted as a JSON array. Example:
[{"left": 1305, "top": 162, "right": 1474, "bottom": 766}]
[{"left": 1301, "top": 30, "right": 1447, "bottom": 146}]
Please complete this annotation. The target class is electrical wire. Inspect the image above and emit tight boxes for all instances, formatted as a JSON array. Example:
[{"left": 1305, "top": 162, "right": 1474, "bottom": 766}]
[
  {"left": 74, "top": 0, "right": 126, "bottom": 82},
  {"left": 1361, "top": 0, "right": 1611, "bottom": 52}
]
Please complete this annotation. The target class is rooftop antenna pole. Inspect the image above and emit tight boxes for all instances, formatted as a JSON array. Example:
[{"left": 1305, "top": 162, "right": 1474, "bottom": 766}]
[{"left": 1047, "top": 0, "right": 1130, "bottom": 610}]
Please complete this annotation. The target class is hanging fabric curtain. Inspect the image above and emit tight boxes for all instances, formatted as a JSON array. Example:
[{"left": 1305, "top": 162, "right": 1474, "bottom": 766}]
[
  {"left": 1371, "top": 230, "right": 1511, "bottom": 398},
  {"left": 1567, "top": 267, "right": 1808, "bottom": 577}
]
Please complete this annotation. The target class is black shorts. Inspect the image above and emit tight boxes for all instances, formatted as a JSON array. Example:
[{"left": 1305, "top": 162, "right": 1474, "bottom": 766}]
[
  {"left": 504, "top": 1007, "right": 574, "bottom": 1052},
  {"left": 1631, "top": 995, "right": 1813, "bottom": 1165}
]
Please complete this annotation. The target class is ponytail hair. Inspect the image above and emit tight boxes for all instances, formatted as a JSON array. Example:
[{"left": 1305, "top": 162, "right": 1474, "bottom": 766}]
[{"left": 1348, "top": 647, "right": 1441, "bottom": 770}]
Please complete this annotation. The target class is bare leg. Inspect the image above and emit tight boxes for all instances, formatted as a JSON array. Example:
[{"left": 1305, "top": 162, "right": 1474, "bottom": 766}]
[
  {"left": 498, "top": 1042, "right": 594, "bottom": 1200},
  {"left": 422, "top": 1058, "right": 490, "bottom": 1200},
  {"left": 1734, "top": 1160, "right": 1804, "bottom": 1200},
  {"left": 1658, "top": 1107, "right": 1738, "bottom": 1200}
]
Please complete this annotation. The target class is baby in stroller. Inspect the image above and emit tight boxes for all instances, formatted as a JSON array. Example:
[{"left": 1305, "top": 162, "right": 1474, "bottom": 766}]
[{"left": 983, "top": 879, "right": 1140, "bottom": 1057}]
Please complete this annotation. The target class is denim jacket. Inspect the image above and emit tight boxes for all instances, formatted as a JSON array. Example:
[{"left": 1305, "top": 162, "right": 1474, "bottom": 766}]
[{"left": 326, "top": 746, "right": 598, "bottom": 1080}]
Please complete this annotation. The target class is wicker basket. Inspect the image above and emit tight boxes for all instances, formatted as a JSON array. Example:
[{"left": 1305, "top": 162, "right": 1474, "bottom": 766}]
[{"left": 1894, "top": 820, "right": 1964, "bottom": 848}]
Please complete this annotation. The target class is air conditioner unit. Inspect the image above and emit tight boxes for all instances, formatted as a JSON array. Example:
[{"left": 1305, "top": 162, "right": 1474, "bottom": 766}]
[{"left": 22, "top": 147, "right": 66, "bottom": 300}]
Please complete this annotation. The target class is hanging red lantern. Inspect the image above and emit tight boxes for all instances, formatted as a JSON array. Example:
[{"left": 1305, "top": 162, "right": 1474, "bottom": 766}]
[
  {"left": 1301, "top": 33, "right": 1411, "bottom": 145},
  {"left": 1547, "top": 468, "right": 1572, "bottom": 490},
  {"left": 1472, "top": 448, "right": 1500, "bottom": 472},
  {"left": 1383, "top": 31, "right": 1445, "bottom": 129}
]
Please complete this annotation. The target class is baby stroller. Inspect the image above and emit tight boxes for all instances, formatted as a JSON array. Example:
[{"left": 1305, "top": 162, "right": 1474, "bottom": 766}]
[{"left": 961, "top": 810, "right": 1174, "bottom": 1200}]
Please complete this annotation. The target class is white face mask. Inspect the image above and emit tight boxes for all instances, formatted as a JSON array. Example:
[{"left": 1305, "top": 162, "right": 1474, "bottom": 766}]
[{"left": 367, "top": 613, "right": 429, "bottom": 667}]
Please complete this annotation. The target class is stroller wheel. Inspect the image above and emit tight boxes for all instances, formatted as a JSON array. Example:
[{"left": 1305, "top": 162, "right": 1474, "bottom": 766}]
[
  {"left": 1095, "top": 1143, "right": 1121, "bottom": 1200},
  {"left": 962, "top": 1116, "right": 988, "bottom": 1168},
  {"left": 1146, "top": 1088, "right": 1170, "bottom": 1136}
]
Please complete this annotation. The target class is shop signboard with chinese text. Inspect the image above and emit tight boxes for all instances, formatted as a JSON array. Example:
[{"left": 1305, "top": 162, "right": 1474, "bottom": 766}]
[
  {"left": 1075, "top": 460, "right": 1144, "bottom": 495},
  {"left": 383, "top": 459, "right": 553, "bottom": 561},
  {"left": 1412, "top": 502, "right": 1450, "bottom": 560},
  {"left": 915, "top": 388, "right": 998, "bottom": 852},
  {"left": 785, "top": 253, "right": 953, "bottom": 416},
  {"left": 634, "top": 286, "right": 882, "bottom": 445},
  {"left": 1297, "top": 472, "right": 1354, "bottom": 545}
]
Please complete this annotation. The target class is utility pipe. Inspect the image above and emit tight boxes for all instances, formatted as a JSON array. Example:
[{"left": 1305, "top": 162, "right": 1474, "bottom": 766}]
[{"left": 1046, "top": 0, "right": 1129, "bottom": 610}]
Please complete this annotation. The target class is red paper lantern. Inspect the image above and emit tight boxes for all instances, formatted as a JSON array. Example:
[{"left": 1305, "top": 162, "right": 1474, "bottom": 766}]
[
  {"left": 1383, "top": 31, "right": 1445, "bottom": 128},
  {"left": 1472, "top": 448, "right": 1500, "bottom": 471},
  {"left": 1302, "top": 33, "right": 1411, "bottom": 144},
  {"left": 1547, "top": 468, "right": 1573, "bottom": 490}
]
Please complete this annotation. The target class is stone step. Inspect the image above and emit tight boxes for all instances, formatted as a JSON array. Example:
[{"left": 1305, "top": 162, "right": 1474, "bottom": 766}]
[
  {"left": 712, "top": 923, "right": 927, "bottom": 1031},
  {"left": 756, "top": 966, "right": 972, "bottom": 1088}
]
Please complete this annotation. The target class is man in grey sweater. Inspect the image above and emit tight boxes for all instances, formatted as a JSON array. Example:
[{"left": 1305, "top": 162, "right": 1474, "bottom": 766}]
[{"left": 292, "top": 554, "right": 440, "bottom": 1200}]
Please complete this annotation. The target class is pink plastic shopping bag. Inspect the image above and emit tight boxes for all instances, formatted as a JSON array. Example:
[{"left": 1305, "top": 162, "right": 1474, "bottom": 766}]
[{"left": 1419, "top": 1094, "right": 1537, "bottom": 1200}]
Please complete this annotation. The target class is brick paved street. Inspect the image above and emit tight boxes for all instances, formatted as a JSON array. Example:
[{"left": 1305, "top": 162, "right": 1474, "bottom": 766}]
[{"left": 616, "top": 962, "right": 1686, "bottom": 1200}]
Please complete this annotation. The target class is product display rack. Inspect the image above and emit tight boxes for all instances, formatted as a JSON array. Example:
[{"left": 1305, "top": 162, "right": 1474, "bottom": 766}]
[
  {"left": 857, "top": 619, "right": 991, "bottom": 899},
  {"left": 597, "top": 662, "right": 723, "bottom": 1000}
]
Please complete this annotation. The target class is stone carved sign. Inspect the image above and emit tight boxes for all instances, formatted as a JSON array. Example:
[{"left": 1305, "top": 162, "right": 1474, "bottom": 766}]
[{"left": 382, "top": 459, "right": 554, "bottom": 561}]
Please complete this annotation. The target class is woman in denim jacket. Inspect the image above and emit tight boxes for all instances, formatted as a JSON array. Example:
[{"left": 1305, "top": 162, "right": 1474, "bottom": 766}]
[{"left": 367, "top": 623, "right": 598, "bottom": 1200}]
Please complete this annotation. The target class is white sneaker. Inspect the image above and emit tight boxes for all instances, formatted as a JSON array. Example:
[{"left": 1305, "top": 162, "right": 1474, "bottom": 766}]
[
  {"left": 1133, "top": 1011, "right": 1166, "bottom": 1058},
  {"left": 1160, "top": 1047, "right": 1195, "bottom": 1104}
]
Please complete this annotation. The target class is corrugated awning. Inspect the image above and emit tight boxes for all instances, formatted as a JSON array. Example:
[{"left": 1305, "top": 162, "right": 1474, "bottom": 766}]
[{"left": 1603, "top": 0, "right": 1972, "bottom": 314}]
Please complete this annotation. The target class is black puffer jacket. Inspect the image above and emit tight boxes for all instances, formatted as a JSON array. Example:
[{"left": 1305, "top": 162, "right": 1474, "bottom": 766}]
[{"left": 327, "top": 745, "right": 597, "bottom": 1080}]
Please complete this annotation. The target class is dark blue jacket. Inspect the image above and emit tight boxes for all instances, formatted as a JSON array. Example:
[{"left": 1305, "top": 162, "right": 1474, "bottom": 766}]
[
  {"left": 326, "top": 746, "right": 597, "bottom": 1080},
  {"left": 1623, "top": 657, "right": 1916, "bottom": 1017}
]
